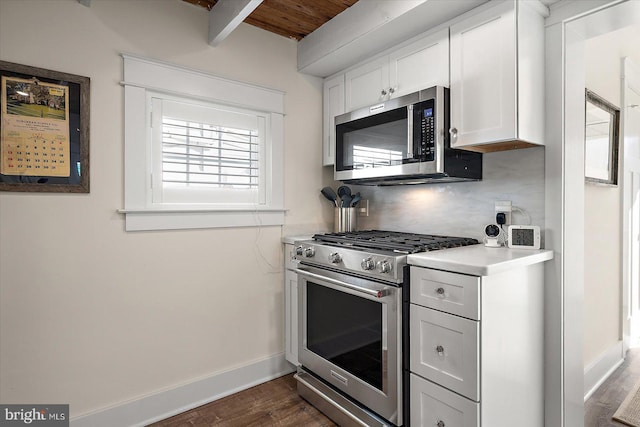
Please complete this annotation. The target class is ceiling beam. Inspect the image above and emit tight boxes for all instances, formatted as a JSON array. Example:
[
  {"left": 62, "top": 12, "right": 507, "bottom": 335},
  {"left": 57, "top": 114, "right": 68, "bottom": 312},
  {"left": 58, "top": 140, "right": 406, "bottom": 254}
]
[
  {"left": 297, "top": 0, "right": 489, "bottom": 77},
  {"left": 208, "top": 0, "right": 263, "bottom": 47}
]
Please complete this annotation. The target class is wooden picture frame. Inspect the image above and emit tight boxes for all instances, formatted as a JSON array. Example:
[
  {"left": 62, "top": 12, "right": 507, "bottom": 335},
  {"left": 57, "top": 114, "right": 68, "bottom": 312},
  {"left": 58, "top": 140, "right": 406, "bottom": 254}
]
[
  {"left": 0, "top": 61, "right": 90, "bottom": 192},
  {"left": 585, "top": 89, "right": 620, "bottom": 186}
]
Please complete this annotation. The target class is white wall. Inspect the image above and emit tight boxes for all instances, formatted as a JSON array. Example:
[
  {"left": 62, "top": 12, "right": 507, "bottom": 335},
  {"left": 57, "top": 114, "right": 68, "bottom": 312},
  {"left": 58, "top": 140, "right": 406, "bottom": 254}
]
[
  {"left": 352, "top": 147, "right": 546, "bottom": 241},
  {"left": 583, "top": 25, "right": 640, "bottom": 368},
  {"left": 0, "top": 0, "right": 328, "bottom": 418}
]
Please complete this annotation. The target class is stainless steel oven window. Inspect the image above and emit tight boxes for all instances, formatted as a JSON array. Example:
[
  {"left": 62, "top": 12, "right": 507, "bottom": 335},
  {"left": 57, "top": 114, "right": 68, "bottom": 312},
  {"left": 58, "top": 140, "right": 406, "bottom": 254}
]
[
  {"left": 296, "top": 267, "right": 402, "bottom": 426},
  {"left": 306, "top": 281, "right": 385, "bottom": 390}
]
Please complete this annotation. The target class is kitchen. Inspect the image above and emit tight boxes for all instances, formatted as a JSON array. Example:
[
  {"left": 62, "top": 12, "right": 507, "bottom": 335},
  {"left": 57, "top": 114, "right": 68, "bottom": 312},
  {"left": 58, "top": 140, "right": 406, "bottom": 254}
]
[{"left": 0, "top": 0, "right": 638, "bottom": 426}]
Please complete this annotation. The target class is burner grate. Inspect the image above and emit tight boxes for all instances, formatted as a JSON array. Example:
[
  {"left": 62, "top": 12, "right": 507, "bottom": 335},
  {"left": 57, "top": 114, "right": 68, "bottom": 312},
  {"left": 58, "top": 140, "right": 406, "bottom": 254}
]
[{"left": 312, "top": 230, "right": 479, "bottom": 254}]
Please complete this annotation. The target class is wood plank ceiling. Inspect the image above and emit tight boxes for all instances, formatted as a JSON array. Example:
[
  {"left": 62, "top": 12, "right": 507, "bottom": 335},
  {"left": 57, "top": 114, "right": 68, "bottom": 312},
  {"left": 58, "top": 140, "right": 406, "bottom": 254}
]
[{"left": 183, "top": 0, "right": 359, "bottom": 40}]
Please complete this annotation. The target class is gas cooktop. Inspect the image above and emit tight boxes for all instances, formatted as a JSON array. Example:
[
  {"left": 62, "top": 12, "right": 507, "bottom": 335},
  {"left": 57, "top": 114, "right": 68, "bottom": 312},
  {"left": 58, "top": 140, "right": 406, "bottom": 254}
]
[
  {"left": 312, "top": 230, "right": 479, "bottom": 254},
  {"left": 296, "top": 230, "right": 478, "bottom": 284}
]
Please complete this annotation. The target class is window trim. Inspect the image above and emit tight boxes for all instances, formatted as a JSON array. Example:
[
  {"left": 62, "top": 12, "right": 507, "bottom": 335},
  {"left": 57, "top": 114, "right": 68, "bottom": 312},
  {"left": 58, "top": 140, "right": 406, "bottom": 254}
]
[{"left": 121, "top": 54, "right": 285, "bottom": 231}]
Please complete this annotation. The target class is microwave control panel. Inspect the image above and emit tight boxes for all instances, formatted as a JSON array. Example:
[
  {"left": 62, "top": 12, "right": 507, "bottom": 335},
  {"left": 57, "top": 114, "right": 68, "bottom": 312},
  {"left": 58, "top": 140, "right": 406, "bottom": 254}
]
[{"left": 415, "top": 100, "right": 435, "bottom": 161}]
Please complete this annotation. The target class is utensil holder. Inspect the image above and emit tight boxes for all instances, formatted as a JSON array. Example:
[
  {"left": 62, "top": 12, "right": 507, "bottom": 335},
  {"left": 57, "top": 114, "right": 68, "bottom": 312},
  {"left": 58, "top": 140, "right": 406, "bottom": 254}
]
[{"left": 334, "top": 207, "right": 357, "bottom": 232}]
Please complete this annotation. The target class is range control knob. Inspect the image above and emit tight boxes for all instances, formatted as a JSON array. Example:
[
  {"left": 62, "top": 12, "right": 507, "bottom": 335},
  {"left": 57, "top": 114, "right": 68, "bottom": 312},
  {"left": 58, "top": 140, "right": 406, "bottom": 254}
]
[
  {"left": 361, "top": 258, "right": 375, "bottom": 271},
  {"left": 304, "top": 247, "right": 315, "bottom": 258},
  {"left": 376, "top": 259, "right": 393, "bottom": 274},
  {"left": 295, "top": 246, "right": 304, "bottom": 256},
  {"left": 328, "top": 252, "right": 342, "bottom": 264}
]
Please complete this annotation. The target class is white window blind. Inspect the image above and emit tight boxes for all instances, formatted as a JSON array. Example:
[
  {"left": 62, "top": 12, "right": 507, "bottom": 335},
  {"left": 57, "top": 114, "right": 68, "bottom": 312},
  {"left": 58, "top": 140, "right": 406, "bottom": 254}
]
[
  {"left": 151, "top": 97, "right": 267, "bottom": 206},
  {"left": 162, "top": 119, "right": 259, "bottom": 188}
]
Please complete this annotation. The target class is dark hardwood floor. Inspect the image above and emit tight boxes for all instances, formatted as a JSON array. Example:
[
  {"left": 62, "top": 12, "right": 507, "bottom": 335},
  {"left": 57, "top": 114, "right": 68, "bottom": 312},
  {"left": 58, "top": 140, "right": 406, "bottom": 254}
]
[
  {"left": 585, "top": 347, "right": 640, "bottom": 426},
  {"left": 148, "top": 349, "right": 640, "bottom": 426},
  {"left": 147, "top": 374, "right": 336, "bottom": 427}
]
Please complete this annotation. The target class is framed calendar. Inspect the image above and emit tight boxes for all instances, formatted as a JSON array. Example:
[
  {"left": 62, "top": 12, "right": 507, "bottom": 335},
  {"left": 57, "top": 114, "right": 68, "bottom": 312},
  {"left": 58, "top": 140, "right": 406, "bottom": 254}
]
[{"left": 0, "top": 61, "right": 90, "bottom": 193}]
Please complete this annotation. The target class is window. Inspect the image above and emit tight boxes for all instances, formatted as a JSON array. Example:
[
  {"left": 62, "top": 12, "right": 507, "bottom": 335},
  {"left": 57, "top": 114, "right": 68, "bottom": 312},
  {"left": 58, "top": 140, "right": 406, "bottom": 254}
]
[
  {"left": 121, "top": 55, "right": 285, "bottom": 231},
  {"left": 151, "top": 97, "right": 267, "bottom": 205}
]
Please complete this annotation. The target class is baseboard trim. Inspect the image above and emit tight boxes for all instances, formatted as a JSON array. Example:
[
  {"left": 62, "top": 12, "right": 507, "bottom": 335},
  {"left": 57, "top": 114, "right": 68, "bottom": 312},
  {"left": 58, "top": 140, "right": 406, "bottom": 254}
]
[
  {"left": 584, "top": 341, "right": 625, "bottom": 401},
  {"left": 71, "top": 353, "right": 295, "bottom": 427}
]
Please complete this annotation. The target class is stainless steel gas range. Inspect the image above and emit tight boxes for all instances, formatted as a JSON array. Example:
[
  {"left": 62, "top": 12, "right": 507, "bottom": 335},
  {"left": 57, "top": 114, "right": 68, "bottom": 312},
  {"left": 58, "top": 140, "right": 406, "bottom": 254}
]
[{"left": 293, "top": 230, "right": 479, "bottom": 427}]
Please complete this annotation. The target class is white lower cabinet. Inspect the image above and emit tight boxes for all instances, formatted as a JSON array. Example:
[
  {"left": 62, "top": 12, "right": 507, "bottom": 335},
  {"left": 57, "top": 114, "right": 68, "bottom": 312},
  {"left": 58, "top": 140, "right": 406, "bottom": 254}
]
[
  {"left": 284, "top": 269, "right": 298, "bottom": 365},
  {"left": 409, "top": 264, "right": 544, "bottom": 427},
  {"left": 283, "top": 243, "right": 298, "bottom": 365},
  {"left": 410, "top": 268, "right": 480, "bottom": 321},
  {"left": 410, "top": 305, "right": 479, "bottom": 400},
  {"left": 411, "top": 373, "right": 479, "bottom": 427}
]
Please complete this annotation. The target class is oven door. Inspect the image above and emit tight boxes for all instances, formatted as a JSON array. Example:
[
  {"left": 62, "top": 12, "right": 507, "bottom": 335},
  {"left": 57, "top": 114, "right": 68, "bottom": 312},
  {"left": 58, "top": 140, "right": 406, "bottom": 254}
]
[{"left": 296, "top": 265, "right": 402, "bottom": 426}]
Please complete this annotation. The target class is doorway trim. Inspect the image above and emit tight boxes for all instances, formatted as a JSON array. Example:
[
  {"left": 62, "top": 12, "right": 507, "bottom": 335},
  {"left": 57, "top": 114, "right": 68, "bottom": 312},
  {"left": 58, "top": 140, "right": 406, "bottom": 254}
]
[
  {"left": 545, "top": 0, "right": 635, "bottom": 425},
  {"left": 622, "top": 57, "right": 640, "bottom": 352}
]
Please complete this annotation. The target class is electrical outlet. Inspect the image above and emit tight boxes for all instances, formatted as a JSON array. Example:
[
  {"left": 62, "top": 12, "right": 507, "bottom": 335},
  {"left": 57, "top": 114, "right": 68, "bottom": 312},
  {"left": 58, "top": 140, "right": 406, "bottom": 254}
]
[
  {"left": 495, "top": 200, "right": 512, "bottom": 225},
  {"left": 358, "top": 199, "right": 369, "bottom": 217}
]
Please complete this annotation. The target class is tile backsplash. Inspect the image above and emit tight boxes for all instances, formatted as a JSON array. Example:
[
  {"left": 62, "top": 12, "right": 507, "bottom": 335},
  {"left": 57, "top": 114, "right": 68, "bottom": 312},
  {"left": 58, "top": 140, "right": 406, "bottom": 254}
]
[{"left": 351, "top": 147, "right": 545, "bottom": 241}]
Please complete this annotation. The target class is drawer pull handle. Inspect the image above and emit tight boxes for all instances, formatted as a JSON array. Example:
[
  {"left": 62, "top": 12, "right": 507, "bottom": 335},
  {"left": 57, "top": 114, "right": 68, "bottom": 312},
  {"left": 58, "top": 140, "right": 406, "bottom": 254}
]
[
  {"left": 437, "top": 421, "right": 446, "bottom": 427},
  {"left": 436, "top": 345, "right": 445, "bottom": 355},
  {"left": 436, "top": 287, "right": 445, "bottom": 296}
]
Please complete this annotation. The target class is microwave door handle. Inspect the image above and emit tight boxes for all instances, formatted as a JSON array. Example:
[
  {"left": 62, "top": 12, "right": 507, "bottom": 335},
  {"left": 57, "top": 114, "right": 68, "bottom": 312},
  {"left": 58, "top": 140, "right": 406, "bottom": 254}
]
[
  {"left": 295, "top": 269, "right": 390, "bottom": 299},
  {"left": 407, "top": 105, "right": 414, "bottom": 158}
]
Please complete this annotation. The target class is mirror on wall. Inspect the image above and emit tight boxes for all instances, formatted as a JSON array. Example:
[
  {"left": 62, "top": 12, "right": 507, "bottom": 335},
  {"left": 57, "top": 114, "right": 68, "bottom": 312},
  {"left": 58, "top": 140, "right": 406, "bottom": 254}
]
[{"left": 585, "top": 89, "right": 620, "bottom": 186}]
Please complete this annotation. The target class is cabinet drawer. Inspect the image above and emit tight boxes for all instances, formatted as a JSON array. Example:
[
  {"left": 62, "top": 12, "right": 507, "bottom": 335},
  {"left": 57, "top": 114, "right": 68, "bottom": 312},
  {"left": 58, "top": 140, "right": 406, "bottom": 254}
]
[
  {"left": 410, "top": 304, "right": 479, "bottom": 400},
  {"left": 410, "top": 373, "right": 479, "bottom": 427},
  {"left": 410, "top": 267, "right": 480, "bottom": 320}
]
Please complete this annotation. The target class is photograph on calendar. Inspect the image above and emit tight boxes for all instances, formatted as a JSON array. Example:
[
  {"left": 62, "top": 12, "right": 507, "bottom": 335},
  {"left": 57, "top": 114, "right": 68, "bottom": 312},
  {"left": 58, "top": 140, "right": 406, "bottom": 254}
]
[
  {"left": 1, "top": 75, "right": 71, "bottom": 178},
  {"left": 0, "top": 60, "right": 90, "bottom": 193}
]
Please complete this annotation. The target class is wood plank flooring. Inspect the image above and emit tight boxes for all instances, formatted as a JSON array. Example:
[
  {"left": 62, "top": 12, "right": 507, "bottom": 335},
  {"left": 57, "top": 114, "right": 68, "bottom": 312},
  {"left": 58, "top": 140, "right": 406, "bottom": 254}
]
[
  {"left": 148, "top": 374, "right": 337, "bottom": 427},
  {"left": 585, "top": 347, "right": 640, "bottom": 426},
  {"left": 150, "top": 349, "right": 640, "bottom": 426}
]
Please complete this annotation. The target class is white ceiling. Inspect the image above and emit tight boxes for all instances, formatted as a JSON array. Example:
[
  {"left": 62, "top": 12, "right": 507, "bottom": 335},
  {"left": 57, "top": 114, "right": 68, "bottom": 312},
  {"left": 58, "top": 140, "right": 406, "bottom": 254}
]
[{"left": 587, "top": 24, "right": 640, "bottom": 66}]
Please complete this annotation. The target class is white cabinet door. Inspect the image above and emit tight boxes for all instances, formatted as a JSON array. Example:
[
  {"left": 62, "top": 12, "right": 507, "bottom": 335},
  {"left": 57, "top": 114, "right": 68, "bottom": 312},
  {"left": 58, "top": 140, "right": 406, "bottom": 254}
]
[
  {"left": 449, "top": 1, "right": 517, "bottom": 148},
  {"left": 411, "top": 373, "right": 479, "bottom": 427},
  {"left": 322, "top": 74, "right": 345, "bottom": 166},
  {"left": 389, "top": 28, "right": 450, "bottom": 98},
  {"left": 410, "top": 304, "right": 479, "bottom": 400},
  {"left": 284, "top": 269, "right": 298, "bottom": 365},
  {"left": 345, "top": 29, "right": 450, "bottom": 113},
  {"left": 345, "top": 56, "right": 390, "bottom": 112}
]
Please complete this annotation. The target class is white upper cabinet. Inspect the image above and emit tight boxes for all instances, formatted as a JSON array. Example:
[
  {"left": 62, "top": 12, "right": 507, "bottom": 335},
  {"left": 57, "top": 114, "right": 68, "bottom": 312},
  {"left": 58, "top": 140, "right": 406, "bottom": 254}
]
[
  {"left": 345, "top": 28, "right": 450, "bottom": 113},
  {"left": 345, "top": 56, "right": 390, "bottom": 112},
  {"left": 322, "top": 74, "right": 345, "bottom": 166},
  {"left": 449, "top": 1, "right": 546, "bottom": 152},
  {"left": 388, "top": 28, "right": 450, "bottom": 99}
]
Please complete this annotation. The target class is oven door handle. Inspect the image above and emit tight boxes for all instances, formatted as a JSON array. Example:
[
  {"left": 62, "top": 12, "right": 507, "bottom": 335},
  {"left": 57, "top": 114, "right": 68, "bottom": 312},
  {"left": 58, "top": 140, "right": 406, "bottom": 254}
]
[{"left": 295, "top": 269, "right": 390, "bottom": 298}]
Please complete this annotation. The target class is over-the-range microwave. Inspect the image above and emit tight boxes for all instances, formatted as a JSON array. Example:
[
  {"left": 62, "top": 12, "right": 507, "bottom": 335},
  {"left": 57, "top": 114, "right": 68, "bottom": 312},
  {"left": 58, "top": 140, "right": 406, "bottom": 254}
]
[{"left": 334, "top": 86, "right": 482, "bottom": 185}]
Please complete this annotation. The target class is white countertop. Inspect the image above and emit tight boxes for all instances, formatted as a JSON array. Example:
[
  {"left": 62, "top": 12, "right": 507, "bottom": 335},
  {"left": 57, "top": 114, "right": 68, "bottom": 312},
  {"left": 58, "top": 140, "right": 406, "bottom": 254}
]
[
  {"left": 407, "top": 244, "right": 554, "bottom": 276},
  {"left": 281, "top": 235, "right": 314, "bottom": 244}
]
